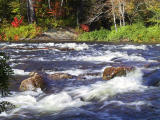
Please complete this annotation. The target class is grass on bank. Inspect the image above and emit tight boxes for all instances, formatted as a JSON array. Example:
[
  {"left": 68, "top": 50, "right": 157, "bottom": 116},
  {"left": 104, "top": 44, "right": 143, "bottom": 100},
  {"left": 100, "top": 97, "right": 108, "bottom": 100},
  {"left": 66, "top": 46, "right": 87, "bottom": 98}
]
[{"left": 77, "top": 23, "right": 160, "bottom": 43}]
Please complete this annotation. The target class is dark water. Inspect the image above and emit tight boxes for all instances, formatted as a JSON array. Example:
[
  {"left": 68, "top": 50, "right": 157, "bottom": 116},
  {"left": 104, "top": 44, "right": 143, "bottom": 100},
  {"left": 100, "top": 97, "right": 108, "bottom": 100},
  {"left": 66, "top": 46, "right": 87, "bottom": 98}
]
[{"left": 0, "top": 43, "right": 160, "bottom": 120}]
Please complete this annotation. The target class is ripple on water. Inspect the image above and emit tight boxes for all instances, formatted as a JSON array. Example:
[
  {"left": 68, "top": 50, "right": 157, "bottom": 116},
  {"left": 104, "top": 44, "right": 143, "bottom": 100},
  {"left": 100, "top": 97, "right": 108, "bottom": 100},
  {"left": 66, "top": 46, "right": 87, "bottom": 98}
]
[{"left": 0, "top": 43, "right": 160, "bottom": 120}]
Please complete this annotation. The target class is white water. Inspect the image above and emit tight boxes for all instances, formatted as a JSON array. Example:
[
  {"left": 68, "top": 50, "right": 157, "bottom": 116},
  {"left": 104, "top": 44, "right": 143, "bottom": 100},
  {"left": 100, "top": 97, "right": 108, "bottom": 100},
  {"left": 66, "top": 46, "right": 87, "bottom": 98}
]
[
  {"left": 67, "top": 50, "right": 150, "bottom": 63},
  {"left": 13, "top": 69, "right": 30, "bottom": 76},
  {"left": 69, "top": 69, "right": 146, "bottom": 101},
  {"left": 1, "top": 43, "right": 159, "bottom": 119},
  {"left": 121, "top": 45, "right": 148, "bottom": 50},
  {"left": 46, "top": 69, "right": 88, "bottom": 76},
  {"left": 101, "top": 100, "right": 152, "bottom": 111},
  {"left": 0, "top": 68, "right": 147, "bottom": 117},
  {"left": 0, "top": 43, "right": 89, "bottom": 50}
]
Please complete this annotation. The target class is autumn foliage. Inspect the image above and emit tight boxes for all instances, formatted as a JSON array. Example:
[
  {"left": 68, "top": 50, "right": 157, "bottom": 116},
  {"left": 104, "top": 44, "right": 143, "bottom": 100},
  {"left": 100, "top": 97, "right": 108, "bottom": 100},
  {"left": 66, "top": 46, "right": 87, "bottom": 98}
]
[
  {"left": 11, "top": 17, "right": 24, "bottom": 27},
  {"left": 47, "top": 1, "right": 64, "bottom": 17},
  {"left": 80, "top": 24, "right": 90, "bottom": 32},
  {"left": 0, "top": 33, "right": 6, "bottom": 41}
]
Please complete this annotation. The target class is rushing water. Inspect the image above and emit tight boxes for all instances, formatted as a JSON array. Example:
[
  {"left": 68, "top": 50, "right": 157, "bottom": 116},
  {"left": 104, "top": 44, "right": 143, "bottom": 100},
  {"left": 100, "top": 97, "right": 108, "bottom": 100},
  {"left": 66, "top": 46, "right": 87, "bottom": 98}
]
[{"left": 0, "top": 43, "right": 160, "bottom": 120}]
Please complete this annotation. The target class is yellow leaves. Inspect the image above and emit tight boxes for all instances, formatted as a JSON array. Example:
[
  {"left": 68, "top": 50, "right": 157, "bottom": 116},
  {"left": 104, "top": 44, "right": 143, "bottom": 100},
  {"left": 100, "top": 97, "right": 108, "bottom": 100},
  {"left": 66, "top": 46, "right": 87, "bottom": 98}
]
[{"left": 125, "top": 2, "right": 134, "bottom": 14}]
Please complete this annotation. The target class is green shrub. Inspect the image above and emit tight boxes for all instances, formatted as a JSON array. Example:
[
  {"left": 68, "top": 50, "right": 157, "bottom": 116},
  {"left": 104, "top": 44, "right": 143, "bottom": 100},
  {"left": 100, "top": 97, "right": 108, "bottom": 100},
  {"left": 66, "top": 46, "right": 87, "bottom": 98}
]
[
  {"left": 0, "top": 52, "right": 13, "bottom": 97},
  {"left": 106, "top": 23, "right": 146, "bottom": 42},
  {"left": 3, "top": 24, "right": 42, "bottom": 41},
  {"left": 78, "top": 29, "right": 110, "bottom": 41},
  {"left": 78, "top": 23, "right": 160, "bottom": 43}
]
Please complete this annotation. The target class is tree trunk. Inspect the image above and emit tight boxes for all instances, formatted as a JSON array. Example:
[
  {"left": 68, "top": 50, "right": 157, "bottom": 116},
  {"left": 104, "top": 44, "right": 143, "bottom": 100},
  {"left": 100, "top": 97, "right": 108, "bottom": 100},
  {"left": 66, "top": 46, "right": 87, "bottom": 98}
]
[
  {"left": 48, "top": 0, "right": 51, "bottom": 9},
  {"left": 77, "top": 9, "right": 79, "bottom": 26},
  {"left": 61, "top": 0, "right": 64, "bottom": 7},
  {"left": 122, "top": 1, "right": 125, "bottom": 26},
  {"left": 118, "top": 0, "right": 125, "bottom": 26},
  {"left": 120, "top": 18, "right": 122, "bottom": 27},
  {"left": 111, "top": 0, "right": 117, "bottom": 32},
  {"left": 118, "top": 1, "right": 122, "bottom": 27},
  {"left": 27, "top": 0, "right": 36, "bottom": 24}
]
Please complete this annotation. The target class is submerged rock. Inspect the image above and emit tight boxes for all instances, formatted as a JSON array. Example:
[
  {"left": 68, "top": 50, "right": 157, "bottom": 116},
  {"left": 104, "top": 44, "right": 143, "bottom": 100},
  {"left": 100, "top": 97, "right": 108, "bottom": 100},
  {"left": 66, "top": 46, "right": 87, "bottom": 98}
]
[
  {"left": 77, "top": 72, "right": 101, "bottom": 80},
  {"left": 103, "top": 67, "right": 134, "bottom": 80},
  {"left": 49, "top": 73, "right": 74, "bottom": 80},
  {"left": 19, "top": 72, "right": 45, "bottom": 91},
  {"left": 144, "top": 62, "right": 160, "bottom": 69},
  {"left": 0, "top": 101, "right": 15, "bottom": 113},
  {"left": 143, "top": 69, "right": 160, "bottom": 86},
  {"left": 55, "top": 47, "right": 75, "bottom": 51}
]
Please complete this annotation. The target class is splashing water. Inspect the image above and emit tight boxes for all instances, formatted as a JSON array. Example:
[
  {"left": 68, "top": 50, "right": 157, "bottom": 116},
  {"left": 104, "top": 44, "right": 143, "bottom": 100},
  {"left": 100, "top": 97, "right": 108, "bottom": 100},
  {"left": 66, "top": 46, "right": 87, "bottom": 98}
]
[{"left": 0, "top": 43, "right": 160, "bottom": 120}]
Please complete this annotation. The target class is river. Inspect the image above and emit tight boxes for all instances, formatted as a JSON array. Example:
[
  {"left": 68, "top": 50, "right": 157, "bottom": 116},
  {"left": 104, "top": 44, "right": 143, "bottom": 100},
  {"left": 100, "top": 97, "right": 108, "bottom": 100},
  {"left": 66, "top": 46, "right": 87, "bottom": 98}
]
[{"left": 0, "top": 43, "right": 160, "bottom": 120}]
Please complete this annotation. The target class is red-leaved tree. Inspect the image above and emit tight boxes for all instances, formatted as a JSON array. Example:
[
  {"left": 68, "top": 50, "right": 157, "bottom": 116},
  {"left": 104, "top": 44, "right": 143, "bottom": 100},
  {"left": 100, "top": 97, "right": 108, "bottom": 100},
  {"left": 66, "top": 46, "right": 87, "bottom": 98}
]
[{"left": 11, "top": 17, "right": 24, "bottom": 27}]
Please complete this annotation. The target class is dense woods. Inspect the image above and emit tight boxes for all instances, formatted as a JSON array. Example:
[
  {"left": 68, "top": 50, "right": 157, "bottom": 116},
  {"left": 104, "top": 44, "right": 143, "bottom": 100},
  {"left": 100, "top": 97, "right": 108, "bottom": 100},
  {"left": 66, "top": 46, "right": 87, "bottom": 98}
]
[{"left": 0, "top": 0, "right": 160, "bottom": 42}]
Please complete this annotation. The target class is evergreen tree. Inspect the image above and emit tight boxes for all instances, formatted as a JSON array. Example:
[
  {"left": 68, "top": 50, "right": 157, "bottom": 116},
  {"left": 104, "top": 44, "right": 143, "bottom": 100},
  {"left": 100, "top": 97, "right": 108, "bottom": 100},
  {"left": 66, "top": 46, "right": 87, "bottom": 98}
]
[{"left": 0, "top": 52, "right": 13, "bottom": 97}]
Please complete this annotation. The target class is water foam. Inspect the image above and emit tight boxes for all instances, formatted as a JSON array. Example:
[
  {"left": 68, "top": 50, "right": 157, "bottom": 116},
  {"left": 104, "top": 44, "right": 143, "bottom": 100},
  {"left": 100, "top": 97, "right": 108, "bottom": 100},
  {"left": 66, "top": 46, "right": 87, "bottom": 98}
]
[
  {"left": 121, "top": 45, "right": 148, "bottom": 50},
  {"left": 0, "top": 90, "right": 87, "bottom": 116},
  {"left": 13, "top": 69, "right": 30, "bottom": 76},
  {"left": 0, "top": 68, "right": 147, "bottom": 117},
  {"left": 46, "top": 69, "right": 87, "bottom": 76},
  {"left": 68, "top": 50, "right": 147, "bottom": 63},
  {"left": 101, "top": 100, "right": 151, "bottom": 111},
  {"left": 69, "top": 69, "right": 146, "bottom": 101},
  {"left": 37, "top": 43, "right": 89, "bottom": 51}
]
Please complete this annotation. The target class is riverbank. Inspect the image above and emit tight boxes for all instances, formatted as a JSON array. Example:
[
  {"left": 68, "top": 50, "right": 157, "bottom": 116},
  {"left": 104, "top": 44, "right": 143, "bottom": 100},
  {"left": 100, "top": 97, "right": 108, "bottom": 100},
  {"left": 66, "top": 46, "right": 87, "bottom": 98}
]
[
  {"left": 1, "top": 23, "right": 160, "bottom": 44},
  {"left": 77, "top": 23, "right": 160, "bottom": 44},
  {"left": 0, "top": 40, "right": 160, "bottom": 45}
]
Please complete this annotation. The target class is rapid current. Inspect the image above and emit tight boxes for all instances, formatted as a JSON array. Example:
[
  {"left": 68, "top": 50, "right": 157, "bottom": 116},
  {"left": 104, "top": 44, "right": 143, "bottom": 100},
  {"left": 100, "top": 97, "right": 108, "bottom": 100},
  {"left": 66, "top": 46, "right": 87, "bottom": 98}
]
[{"left": 0, "top": 43, "right": 160, "bottom": 120}]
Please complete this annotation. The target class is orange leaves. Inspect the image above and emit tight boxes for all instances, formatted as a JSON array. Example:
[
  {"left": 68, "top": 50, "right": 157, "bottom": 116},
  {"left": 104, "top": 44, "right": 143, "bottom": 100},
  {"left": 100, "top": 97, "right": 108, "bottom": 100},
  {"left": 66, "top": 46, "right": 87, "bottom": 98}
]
[
  {"left": 80, "top": 24, "right": 90, "bottom": 32},
  {"left": 35, "top": 26, "right": 42, "bottom": 35},
  {"left": 47, "top": 1, "right": 64, "bottom": 17},
  {"left": 14, "top": 35, "right": 19, "bottom": 41}
]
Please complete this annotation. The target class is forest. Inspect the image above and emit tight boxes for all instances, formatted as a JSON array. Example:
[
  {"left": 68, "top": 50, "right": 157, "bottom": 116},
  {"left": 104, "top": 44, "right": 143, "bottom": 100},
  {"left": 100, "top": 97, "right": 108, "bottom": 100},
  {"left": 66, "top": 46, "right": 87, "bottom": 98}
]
[{"left": 0, "top": 0, "right": 160, "bottom": 42}]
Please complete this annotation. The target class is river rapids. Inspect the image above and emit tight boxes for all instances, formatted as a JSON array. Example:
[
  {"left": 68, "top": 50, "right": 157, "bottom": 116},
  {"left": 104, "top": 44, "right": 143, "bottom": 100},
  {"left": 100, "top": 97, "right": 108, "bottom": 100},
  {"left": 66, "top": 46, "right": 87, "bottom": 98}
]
[{"left": 0, "top": 43, "right": 160, "bottom": 120}]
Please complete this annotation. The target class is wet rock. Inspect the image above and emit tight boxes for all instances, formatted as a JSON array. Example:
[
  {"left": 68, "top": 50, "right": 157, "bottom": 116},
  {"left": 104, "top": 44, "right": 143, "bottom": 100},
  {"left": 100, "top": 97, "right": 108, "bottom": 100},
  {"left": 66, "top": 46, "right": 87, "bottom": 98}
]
[
  {"left": 86, "top": 72, "right": 101, "bottom": 76},
  {"left": 103, "top": 67, "right": 134, "bottom": 80},
  {"left": 0, "top": 101, "right": 15, "bottom": 113},
  {"left": 0, "top": 46, "right": 8, "bottom": 50},
  {"left": 19, "top": 72, "right": 45, "bottom": 91},
  {"left": 35, "top": 28, "right": 77, "bottom": 40},
  {"left": 49, "top": 73, "right": 74, "bottom": 80},
  {"left": 55, "top": 47, "right": 75, "bottom": 51},
  {"left": 77, "top": 72, "right": 101, "bottom": 80},
  {"left": 143, "top": 69, "right": 160, "bottom": 86},
  {"left": 77, "top": 75, "right": 86, "bottom": 80},
  {"left": 144, "top": 62, "right": 160, "bottom": 68}
]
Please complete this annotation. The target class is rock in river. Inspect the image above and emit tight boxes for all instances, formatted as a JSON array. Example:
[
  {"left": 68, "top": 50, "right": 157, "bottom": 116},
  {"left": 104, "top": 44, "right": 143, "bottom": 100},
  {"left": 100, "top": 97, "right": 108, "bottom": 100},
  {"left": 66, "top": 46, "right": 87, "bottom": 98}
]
[
  {"left": 19, "top": 72, "right": 45, "bottom": 91},
  {"left": 49, "top": 73, "right": 74, "bottom": 80},
  {"left": 103, "top": 67, "right": 134, "bottom": 80}
]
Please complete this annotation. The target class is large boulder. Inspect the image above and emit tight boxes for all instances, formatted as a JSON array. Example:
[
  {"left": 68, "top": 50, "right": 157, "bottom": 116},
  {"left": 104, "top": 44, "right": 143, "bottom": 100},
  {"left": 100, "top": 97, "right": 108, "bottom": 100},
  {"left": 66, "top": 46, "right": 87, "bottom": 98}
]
[
  {"left": 103, "top": 67, "right": 134, "bottom": 80},
  {"left": 19, "top": 72, "right": 45, "bottom": 91},
  {"left": 0, "top": 101, "right": 15, "bottom": 113},
  {"left": 49, "top": 73, "right": 73, "bottom": 80}
]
